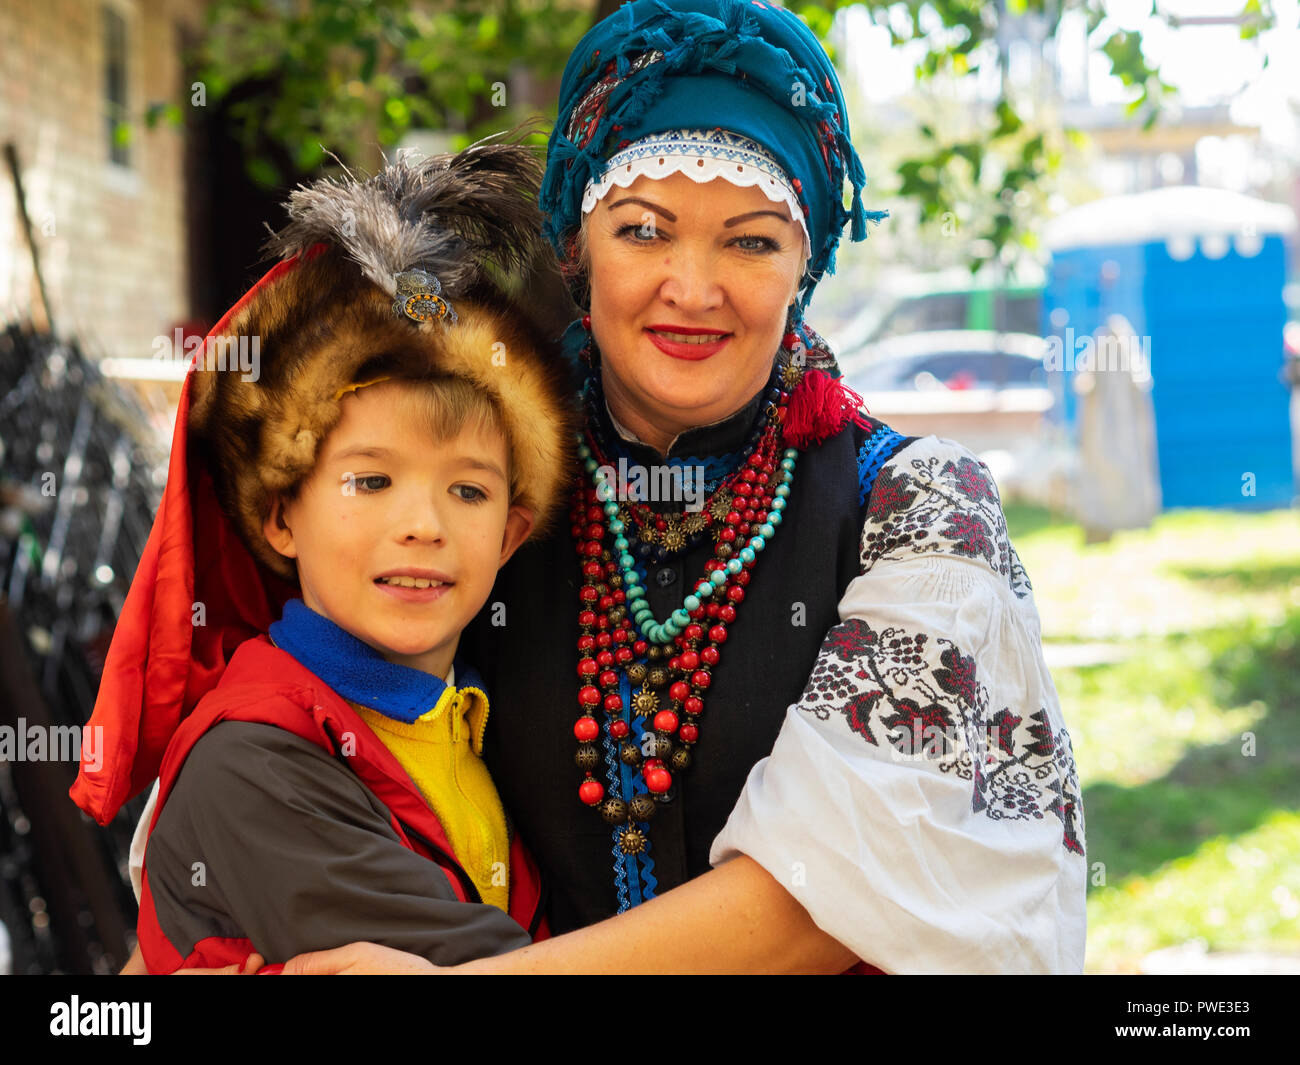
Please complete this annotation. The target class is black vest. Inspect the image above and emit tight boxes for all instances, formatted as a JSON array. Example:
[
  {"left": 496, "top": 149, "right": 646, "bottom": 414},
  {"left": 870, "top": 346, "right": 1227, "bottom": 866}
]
[{"left": 471, "top": 386, "right": 909, "bottom": 934}]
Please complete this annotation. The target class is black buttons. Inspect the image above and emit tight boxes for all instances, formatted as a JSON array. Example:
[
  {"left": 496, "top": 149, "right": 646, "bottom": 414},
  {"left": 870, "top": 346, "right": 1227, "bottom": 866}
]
[{"left": 654, "top": 566, "right": 678, "bottom": 588}]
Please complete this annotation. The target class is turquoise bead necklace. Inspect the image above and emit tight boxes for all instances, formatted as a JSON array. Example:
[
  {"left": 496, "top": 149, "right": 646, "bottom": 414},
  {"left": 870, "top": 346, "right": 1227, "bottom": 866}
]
[
  {"left": 577, "top": 436, "right": 798, "bottom": 646},
  {"left": 570, "top": 371, "right": 801, "bottom": 854}
]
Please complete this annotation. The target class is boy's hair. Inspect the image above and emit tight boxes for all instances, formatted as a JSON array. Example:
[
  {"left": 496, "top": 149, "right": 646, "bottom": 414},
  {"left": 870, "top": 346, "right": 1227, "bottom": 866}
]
[{"left": 280, "top": 372, "right": 514, "bottom": 508}]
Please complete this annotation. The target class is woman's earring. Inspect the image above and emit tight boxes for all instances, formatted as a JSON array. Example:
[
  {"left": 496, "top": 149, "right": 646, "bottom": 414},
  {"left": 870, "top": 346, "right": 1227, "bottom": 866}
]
[
  {"left": 780, "top": 300, "right": 808, "bottom": 391},
  {"left": 784, "top": 300, "right": 804, "bottom": 342},
  {"left": 579, "top": 313, "right": 599, "bottom": 370}
]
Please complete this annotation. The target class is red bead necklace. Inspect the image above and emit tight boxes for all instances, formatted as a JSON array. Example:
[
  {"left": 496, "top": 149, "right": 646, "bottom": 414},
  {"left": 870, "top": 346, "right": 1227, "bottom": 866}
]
[{"left": 569, "top": 389, "right": 793, "bottom": 856}]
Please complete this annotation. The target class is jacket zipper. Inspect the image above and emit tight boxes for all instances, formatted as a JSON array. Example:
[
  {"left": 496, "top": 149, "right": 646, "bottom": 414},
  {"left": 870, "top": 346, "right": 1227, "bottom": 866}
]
[{"left": 447, "top": 693, "right": 501, "bottom": 905}]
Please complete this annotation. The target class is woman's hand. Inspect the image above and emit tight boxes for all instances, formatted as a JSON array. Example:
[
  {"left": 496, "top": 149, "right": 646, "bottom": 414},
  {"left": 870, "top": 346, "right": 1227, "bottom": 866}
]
[
  {"left": 120, "top": 944, "right": 267, "bottom": 975},
  {"left": 280, "top": 942, "right": 438, "bottom": 975},
  {"left": 174, "top": 953, "right": 265, "bottom": 975}
]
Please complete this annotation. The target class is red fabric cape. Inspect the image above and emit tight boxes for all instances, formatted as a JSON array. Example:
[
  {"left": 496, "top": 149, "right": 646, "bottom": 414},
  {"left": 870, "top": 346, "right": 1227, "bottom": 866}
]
[{"left": 70, "top": 255, "right": 307, "bottom": 825}]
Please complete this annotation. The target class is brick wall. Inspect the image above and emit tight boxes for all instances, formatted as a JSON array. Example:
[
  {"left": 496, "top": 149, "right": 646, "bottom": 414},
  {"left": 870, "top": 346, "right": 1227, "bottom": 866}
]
[{"left": 0, "top": 0, "right": 204, "bottom": 361}]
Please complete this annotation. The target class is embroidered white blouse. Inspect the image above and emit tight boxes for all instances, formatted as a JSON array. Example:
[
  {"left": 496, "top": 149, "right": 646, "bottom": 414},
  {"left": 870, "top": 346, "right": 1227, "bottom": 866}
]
[{"left": 709, "top": 434, "right": 1088, "bottom": 974}]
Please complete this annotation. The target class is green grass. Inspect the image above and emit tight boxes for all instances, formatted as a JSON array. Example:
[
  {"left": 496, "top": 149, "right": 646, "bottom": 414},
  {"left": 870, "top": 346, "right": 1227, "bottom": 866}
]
[
  {"left": 1087, "top": 812, "right": 1300, "bottom": 967},
  {"left": 1003, "top": 503, "right": 1300, "bottom": 972},
  {"left": 1006, "top": 503, "right": 1300, "bottom": 641}
]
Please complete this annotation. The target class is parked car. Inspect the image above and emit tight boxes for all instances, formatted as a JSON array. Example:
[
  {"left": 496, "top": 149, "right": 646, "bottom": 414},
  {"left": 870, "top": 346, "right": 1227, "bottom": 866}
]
[
  {"left": 827, "top": 266, "right": 1044, "bottom": 356},
  {"left": 843, "top": 330, "right": 1051, "bottom": 392},
  {"left": 844, "top": 331, "right": 1068, "bottom": 509}
]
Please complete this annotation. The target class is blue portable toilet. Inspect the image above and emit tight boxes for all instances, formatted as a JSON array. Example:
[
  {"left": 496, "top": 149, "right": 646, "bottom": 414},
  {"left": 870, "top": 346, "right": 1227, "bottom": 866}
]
[{"left": 1043, "top": 186, "right": 1296, "bottom": 509}]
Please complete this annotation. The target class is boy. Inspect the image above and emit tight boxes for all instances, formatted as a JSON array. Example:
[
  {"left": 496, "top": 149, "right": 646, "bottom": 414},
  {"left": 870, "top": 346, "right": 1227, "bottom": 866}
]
[{"left": 71, "top": 142, "right": 577, "bottom": 972}]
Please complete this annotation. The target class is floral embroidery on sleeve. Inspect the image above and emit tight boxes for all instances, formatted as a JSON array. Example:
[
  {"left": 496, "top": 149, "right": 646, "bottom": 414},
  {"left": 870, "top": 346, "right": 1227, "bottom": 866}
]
[
  {"left": 796, "top": 616, "right": 1085, "bottom": 856},
  {"left": 861, "top": 441, "right": 1033, "bottom": 601}
]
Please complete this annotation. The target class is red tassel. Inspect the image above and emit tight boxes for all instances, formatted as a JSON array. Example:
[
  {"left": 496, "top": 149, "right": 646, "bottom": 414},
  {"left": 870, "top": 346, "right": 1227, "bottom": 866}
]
[{"left": 782, "top": 368, "right": 871, "bottom": 448}]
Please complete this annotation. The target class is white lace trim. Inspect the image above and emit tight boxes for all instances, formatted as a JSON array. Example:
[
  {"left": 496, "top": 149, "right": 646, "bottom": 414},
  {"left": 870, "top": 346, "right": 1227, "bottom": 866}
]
[{"left": 582, "top": 128, "right": 811, "bottom": 258}]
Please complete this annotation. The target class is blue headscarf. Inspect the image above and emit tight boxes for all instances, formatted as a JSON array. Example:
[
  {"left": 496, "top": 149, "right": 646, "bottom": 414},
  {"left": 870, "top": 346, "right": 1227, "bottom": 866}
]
[{"left": 540, "top": 0, "right": 888, "bottom": 317}]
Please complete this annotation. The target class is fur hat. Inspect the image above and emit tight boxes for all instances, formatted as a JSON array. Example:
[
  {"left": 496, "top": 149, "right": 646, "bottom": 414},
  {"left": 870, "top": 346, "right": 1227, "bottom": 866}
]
[
  {"left": 190, "top": 140, "right": 578, "bottom": 582},
  {"left": 69, "top": 139, "right": 579, "bottom": 826}
]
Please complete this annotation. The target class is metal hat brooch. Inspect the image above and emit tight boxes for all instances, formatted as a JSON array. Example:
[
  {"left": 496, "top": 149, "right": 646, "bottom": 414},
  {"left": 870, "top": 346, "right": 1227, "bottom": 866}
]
[{"left": 394, "top": 268, "right": 457, "bottom": 325}]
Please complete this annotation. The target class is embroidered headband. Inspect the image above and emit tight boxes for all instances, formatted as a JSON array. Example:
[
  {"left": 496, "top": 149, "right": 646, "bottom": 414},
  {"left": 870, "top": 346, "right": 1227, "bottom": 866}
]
[{"left": 581, "top": 128, "right": 812, "bottom": 260}]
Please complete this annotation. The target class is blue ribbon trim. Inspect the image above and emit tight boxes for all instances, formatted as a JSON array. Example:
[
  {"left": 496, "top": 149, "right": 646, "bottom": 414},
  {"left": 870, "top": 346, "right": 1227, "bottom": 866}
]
[{"left": 856, "top": 425, "right": 909, "bottom": 507}]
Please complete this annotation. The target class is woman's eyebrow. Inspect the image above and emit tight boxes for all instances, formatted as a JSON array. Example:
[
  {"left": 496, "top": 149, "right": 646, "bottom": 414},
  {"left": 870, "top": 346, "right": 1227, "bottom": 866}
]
[
  {"left": 609, "top": 196, "right": 676, "bottom": 221},
  {"left": 608, "top": 197, "right": 788, "bottom": 227},
  {"left": 722, "top": 209, "right": 790, "bottom": 227}
]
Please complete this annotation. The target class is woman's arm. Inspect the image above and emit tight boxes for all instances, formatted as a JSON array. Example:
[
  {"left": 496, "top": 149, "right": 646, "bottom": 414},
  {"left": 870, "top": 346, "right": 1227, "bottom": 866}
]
[
  {"left": 283, "top": 855, "right": 857, "bottom": 974},
  {"left": 709, "top": 437, "right": 1088, "bottom": 974},
  {"left": 459, "top": 854, "right": 857, "bottom": 974}
]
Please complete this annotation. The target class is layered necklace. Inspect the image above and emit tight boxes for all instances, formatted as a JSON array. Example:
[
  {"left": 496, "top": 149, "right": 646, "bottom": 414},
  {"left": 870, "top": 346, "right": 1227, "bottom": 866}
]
[{"left": 569, "top": 349, "right": 802, "bottom": 861}]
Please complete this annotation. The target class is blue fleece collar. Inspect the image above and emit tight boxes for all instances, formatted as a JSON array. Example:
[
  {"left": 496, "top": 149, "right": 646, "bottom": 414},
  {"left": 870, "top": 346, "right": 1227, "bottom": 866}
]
[{"left": 268, "top": 598, "right": 485, "bottom": 725}]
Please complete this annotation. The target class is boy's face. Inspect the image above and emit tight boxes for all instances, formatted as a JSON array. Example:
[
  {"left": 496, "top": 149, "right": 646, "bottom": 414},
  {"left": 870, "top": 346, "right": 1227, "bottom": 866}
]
[{"left": 263, "top": 382, "right": 533, "bottom": 679}]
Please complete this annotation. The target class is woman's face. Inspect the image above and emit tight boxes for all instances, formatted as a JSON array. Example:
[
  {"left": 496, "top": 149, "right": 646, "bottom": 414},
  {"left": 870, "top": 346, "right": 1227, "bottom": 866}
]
[{"left": 586, "top": 170, "right": 806, "bottom": 452}]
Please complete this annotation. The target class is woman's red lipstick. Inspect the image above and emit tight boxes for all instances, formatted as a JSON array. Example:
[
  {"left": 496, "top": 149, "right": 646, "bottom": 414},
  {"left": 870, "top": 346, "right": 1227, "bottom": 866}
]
[{"left": 644, "top": 324, "right": 732, "bottom": 361}]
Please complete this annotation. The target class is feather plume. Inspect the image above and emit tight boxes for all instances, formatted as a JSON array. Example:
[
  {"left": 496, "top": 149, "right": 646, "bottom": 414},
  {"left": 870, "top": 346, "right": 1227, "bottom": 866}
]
[{"left": 263, "top": 135, "right": 546, "bottom": 299}]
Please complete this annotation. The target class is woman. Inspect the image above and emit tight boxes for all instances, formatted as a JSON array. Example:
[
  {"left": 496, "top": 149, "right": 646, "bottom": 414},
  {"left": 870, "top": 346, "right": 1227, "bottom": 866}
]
[{"left": 270, "top": 0, "right": 1086, "bottom": 974}]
